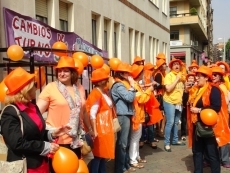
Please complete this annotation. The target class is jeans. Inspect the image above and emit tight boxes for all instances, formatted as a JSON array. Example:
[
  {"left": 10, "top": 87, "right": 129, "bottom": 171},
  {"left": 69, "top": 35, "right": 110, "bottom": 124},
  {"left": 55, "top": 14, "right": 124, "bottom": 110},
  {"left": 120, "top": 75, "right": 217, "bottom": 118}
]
[
  {"left": 163, "top": 101, "right": 182, "bottom": 146},
  {"left": 192, "top": 126, "right": 220, "bottom": 173},
  {"left": 220, "top": 144, "right": 230, "bottom": 165},
  {"left": 90, "top": 156, "right": 106, "bottom": 173},
  {"left": 114, "top": 115, "right": 131, "bottom": 173},
  {"left": 140, "top": 124, "right": 155, "bottom": 143},
  {"left": 129, "top": 124, "right": 142, "bottom": 164}
]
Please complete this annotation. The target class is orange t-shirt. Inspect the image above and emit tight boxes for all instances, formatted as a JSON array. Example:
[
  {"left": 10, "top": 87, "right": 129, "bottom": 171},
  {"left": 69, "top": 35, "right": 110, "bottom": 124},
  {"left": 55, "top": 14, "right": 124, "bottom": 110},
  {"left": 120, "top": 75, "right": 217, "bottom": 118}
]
[{"left": 38, "top": 82, "right": 86, "bottom": 144}]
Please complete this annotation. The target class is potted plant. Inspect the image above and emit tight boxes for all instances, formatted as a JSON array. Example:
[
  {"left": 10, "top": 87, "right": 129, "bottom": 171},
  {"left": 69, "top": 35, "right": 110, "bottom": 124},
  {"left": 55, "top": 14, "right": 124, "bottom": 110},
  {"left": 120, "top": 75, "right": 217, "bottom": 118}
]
[{"left": 190, "top": 8, "right": 198, "bottom": 15}]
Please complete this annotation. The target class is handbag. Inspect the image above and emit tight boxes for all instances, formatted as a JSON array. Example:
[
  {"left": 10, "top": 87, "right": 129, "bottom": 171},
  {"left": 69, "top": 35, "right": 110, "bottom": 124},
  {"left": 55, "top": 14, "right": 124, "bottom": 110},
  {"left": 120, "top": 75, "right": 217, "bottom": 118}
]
[
  {"left": 81, "top": 133, "right": 93, "bottom": 155},
  {"left": 196, "top": 121, "right": 214, "bottom": 138},
  {"left": 0, "top": 105, "right": 27, "bottom": 173},
  {"left": 112, "top": 108, "right": 121, "bottom": 133}
]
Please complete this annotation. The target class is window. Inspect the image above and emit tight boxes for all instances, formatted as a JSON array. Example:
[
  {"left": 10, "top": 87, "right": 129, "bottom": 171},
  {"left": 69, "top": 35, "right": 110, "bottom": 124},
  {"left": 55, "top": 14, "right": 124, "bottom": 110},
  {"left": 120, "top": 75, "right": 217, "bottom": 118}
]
[
  {"left": 36, "top": 15, "right": 47, "bottom": 24},
  {"left": 59, "top": 1, "right": 68, "bottom": 31},
  {"left": 60, "top": 20, "right": 68, "bottom": 32},
  {"left": 170, "top": 31, "right": 179, "bottom": 40},
  {"left": 35, "top": 0, "right": 48, "bottom": 24},
  {"left": 104, "top": 20, "right": 108, "bottom": 51},
  {"left": 149, "top": 0, "right": 158, "bottom": 6},
  {"left": 162, "top": 0, "right": 167, "bottom": 15},
  {"left": 92, "top": 19, "right": 97, "bottom": 46},
  {"left": 170, "top": 7, "right": 177, "bottom": 16},
  {"left": 114, "top": 31, "right": 117, "bottom": 57}
]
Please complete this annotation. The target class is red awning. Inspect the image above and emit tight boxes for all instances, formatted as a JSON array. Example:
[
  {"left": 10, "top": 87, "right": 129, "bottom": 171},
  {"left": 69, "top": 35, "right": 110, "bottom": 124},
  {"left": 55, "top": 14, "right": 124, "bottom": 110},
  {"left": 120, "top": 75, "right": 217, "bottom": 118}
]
[{"left": 170, "top": 52, "right": 186, "bottom": 57}]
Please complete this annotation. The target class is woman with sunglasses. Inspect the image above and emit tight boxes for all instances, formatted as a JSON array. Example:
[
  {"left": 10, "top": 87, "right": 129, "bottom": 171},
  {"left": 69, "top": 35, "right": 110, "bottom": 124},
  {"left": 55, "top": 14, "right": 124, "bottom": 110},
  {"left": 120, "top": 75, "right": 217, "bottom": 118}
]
[
  {"left": 187, "top": 66, "right": 230, "bottom": 173},
  {"left": 1, "top": 67, "right": 69, "bottom": 173}
]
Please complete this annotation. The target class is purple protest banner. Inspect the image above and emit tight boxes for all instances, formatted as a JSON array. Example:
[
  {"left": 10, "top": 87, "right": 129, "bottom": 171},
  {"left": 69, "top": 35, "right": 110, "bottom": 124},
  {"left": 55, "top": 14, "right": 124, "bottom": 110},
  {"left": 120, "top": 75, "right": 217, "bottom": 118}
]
[{"left": 3, "top": 8, "right": 108, "bottom": 62}]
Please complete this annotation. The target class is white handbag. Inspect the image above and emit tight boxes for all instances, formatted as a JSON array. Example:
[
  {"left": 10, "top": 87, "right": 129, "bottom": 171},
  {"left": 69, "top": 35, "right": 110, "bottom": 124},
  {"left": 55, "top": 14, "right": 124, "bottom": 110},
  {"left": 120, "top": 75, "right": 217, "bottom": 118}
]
[{"left": 0, "top": 105, "right": 27, "bottom": 173}]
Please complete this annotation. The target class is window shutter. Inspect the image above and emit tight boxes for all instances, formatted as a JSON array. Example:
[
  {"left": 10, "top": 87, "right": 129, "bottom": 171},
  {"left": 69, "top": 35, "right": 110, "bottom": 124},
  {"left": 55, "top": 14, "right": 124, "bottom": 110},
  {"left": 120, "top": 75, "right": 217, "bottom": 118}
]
[
  {"left": 59, "top": 1, "right": 68, "bottom": 21},
  {"left": 35, "top": 0, "right": 48, "bottom": 17}
]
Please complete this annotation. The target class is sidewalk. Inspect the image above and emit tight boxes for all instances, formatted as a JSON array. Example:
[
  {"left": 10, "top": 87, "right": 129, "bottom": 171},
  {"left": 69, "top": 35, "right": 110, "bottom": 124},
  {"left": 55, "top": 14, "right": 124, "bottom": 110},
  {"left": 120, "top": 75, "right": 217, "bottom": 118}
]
[{"left": 106, "top": 138, "right": 230, "bottom": 173}]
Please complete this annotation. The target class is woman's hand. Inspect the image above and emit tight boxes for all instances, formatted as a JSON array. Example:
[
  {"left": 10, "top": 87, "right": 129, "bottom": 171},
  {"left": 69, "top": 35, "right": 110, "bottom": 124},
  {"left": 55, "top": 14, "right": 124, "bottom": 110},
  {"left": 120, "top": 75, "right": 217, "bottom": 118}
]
[
  {"left": 50, "top": 143, "right": 59, "bottom": 154},
  {"left": 52, "top": 125, "right": 72, "bottom": 138},
  {"left": 89, "top": 130, "right": 95, "bottom": 138},
  {"left": 94, "top": 130, "right": 98, "bottom": 138},
  {"left": 190, "top": 107, "right": 201, "bottom": 114}
]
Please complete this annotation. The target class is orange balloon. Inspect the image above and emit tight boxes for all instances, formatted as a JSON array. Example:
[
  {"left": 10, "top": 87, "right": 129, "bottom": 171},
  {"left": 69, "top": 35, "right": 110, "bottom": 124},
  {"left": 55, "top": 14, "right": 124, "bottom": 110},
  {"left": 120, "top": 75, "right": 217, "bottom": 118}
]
[
  {"left": 108, "top": 58, "right": 121, "bottom": 70},
  {"left": 90, "top": 55, "right": 104, "bottom": 69},
  {"left": 74, "top": 58, "right": 84, "bottom": 75},
  {"left": 73, "top": 52, "right": 89, "bottom": 67},
  {"left": 0, "top": 80, "right": 8, "bottom": 103},
  {"left": 7, "top": 45, "right": 24, "bottom": 61},
  {"left": 52, "top": 147, "right": 79, "bottom": 173},
  {"left": 52, "top": 41, "right": 68, "bottom": 57},
  {"left": 102, "top": 64, "right": 110, "bottom": 75},
  {"left": 77, "top": 159, "right": 89, "bottom": 173},
  {"left": 200, "top": 109, "right": 218, "bottom": 126},
  {"left": 35, "top": 67, "right": 46, "bottom": 89}
]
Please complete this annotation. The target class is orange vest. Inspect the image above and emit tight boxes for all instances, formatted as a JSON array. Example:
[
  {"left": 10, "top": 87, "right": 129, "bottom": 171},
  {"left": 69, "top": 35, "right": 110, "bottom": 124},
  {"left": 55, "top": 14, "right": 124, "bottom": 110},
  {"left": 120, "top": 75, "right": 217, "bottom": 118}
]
[
  {"left": 85, "top": 88, "right": 115, "bottom": 159},
  {"left": 187, "top": 83, "right": 230, "bottom": 148}
]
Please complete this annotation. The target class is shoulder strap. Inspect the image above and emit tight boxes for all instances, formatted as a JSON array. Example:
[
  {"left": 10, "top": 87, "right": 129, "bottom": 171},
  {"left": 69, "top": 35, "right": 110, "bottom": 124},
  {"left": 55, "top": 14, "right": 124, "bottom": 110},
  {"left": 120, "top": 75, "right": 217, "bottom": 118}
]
[{"left": 0, "top": 104, "right": 24, "bottom": 135}]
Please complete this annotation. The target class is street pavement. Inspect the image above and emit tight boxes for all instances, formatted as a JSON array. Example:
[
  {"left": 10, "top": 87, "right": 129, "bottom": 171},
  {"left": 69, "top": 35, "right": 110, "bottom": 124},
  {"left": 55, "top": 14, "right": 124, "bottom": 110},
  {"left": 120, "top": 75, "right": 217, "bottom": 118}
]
[{"left": 106, "top": 137, "right": 230, "bottom": 173}]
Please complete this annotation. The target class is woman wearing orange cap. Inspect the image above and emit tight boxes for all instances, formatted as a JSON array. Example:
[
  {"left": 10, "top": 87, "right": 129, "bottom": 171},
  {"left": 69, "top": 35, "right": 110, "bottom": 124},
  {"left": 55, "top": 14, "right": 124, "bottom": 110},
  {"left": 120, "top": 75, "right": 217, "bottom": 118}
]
[
  {"left": 188, "top": 60, "right": 199, "bottom": 73},
  {"left": 154, "top": 59, "right": 167, "bottom": 138},
  {"left": 85, "top": 68, "right": 114, "bottom": 173},
  {"left": 216, "top": 61, "right": 230, "bottom": 90},
  {"left": 128, "top": 64, "right": 153, "bottom": 168},
  {"left": 1, "top": 67, "right": 69, "bottom": 173},
  {"left": 180, "top": 73, "right": 196, "bottom": 141},
  {"left": 110, "top": 62, "right": 136, "bottom": 173},
  {"left": 37, "top": 56, "right": 93, "bottom": 172},
  {"left": 187, "top": 66, "right": 230, "bottom": 173},
  {"left": 210, "top": 66, "right": 230, "bottom": 168}
]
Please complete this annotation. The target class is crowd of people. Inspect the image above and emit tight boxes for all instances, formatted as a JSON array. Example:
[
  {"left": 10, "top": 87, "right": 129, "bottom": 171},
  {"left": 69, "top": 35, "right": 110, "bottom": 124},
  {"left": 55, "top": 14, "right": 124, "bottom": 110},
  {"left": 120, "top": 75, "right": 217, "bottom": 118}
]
[{"left": 1, "top": 54, "right": 230, "bottom": 173}]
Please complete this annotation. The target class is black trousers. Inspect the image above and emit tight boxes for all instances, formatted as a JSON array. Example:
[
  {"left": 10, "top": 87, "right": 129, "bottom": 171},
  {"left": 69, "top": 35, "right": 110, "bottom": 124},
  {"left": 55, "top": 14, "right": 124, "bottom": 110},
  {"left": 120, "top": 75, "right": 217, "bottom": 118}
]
[
  {"left": 181, "top": 106, "right": 187, "bottom": 137},
  {"left": 192, "top": 126, "right": 220, "bottom": 173},
  {"left": 49, "top": 144, "right": 81, "bottom": 173}
]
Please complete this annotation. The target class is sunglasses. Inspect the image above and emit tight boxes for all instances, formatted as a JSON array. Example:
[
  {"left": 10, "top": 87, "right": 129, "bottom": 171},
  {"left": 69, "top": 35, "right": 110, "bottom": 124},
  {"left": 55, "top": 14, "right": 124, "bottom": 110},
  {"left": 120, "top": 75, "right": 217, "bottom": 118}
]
[{"left": 212, "top": 73, "right": 219, "bottom": 77}]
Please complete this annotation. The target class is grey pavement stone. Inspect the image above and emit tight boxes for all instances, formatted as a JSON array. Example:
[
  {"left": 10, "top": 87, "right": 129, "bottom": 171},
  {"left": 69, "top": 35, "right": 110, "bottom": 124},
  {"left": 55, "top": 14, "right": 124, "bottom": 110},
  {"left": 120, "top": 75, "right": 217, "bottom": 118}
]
[{"left": 106, "top": 138, "right": 230, "bottom": 173}]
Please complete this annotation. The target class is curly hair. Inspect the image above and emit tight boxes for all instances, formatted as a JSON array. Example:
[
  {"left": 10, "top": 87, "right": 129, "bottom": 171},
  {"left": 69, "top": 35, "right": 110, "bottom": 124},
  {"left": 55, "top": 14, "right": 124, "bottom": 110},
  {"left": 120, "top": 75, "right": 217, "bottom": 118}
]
[{"left": 4, "top": 81, "right": 35, "bottom": 104}]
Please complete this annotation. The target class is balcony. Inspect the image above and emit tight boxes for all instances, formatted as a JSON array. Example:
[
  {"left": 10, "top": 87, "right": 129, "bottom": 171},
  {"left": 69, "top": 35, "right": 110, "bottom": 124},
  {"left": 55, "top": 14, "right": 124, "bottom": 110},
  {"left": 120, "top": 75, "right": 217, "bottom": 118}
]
[
  {"left": 170, "top": 13, "right": 208, "bottom": 41},
  {"left": 170, "top": 0, "right": 201, "bottom": 6}
]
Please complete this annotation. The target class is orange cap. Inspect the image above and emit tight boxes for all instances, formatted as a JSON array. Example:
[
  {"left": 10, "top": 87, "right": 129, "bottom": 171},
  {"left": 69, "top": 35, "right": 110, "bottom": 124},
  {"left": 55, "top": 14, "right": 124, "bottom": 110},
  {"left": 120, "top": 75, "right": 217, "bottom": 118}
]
[
  {"left": 216, "top": 61, "right": 229, "bottom": 73},
  {"left": 186, "top": 73, "right": 196, "bottom": 80},
  {"left": 188, "top": 60, "right": 199, "bottom": 69},
  {"left": 55, "top": 56, "right": 78, "bottom": 71},
  {"left": 4, "top": 67, "right": 35, "bottom": 95},
  {"left": 211, "top": 66, "right": 224, "bottom": 75},
  {"left": 168, "top": 58, "right": 182, "bottom": 69},
  {"left": 132, "top": 56, "right": 145, "bottom": 65},
  {"left": 115, "top": 62, "right": 132, "bottom": 73},
  {"left": 131, "top": 64, "right": 144, "bottom": 79},
  {"left": 156, "top": 53, "right": 166, "bottom": 60},
  {"left": 144, "top": 62, "right": 155, "bottom": 70},
  {"left": 156, "top": 59, "right": 166, "bottom": 69},
  {"left": 196, "top": 65, "right": 212, "bottom": 79},
  {"left": 91, "top": 68, "right": 110, "bottom": 82}
]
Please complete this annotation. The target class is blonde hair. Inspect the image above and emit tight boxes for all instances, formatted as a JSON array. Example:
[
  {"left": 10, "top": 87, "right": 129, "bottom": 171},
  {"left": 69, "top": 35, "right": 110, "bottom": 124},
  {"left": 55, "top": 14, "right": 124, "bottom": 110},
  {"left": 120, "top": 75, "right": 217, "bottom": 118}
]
[{"left": 4, "top": 81, "right": 35, "bottom": 104}]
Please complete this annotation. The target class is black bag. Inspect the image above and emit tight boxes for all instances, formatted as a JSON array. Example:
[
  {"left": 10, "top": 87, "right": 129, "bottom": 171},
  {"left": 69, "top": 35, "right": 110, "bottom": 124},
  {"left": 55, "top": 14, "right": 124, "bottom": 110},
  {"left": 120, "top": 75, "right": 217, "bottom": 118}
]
[
  {"left": 144, "top": 112, "right": 150, "bottom": 124},
  {"left": 196, "top": 121, "right": 214, "bottom": 138}
]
